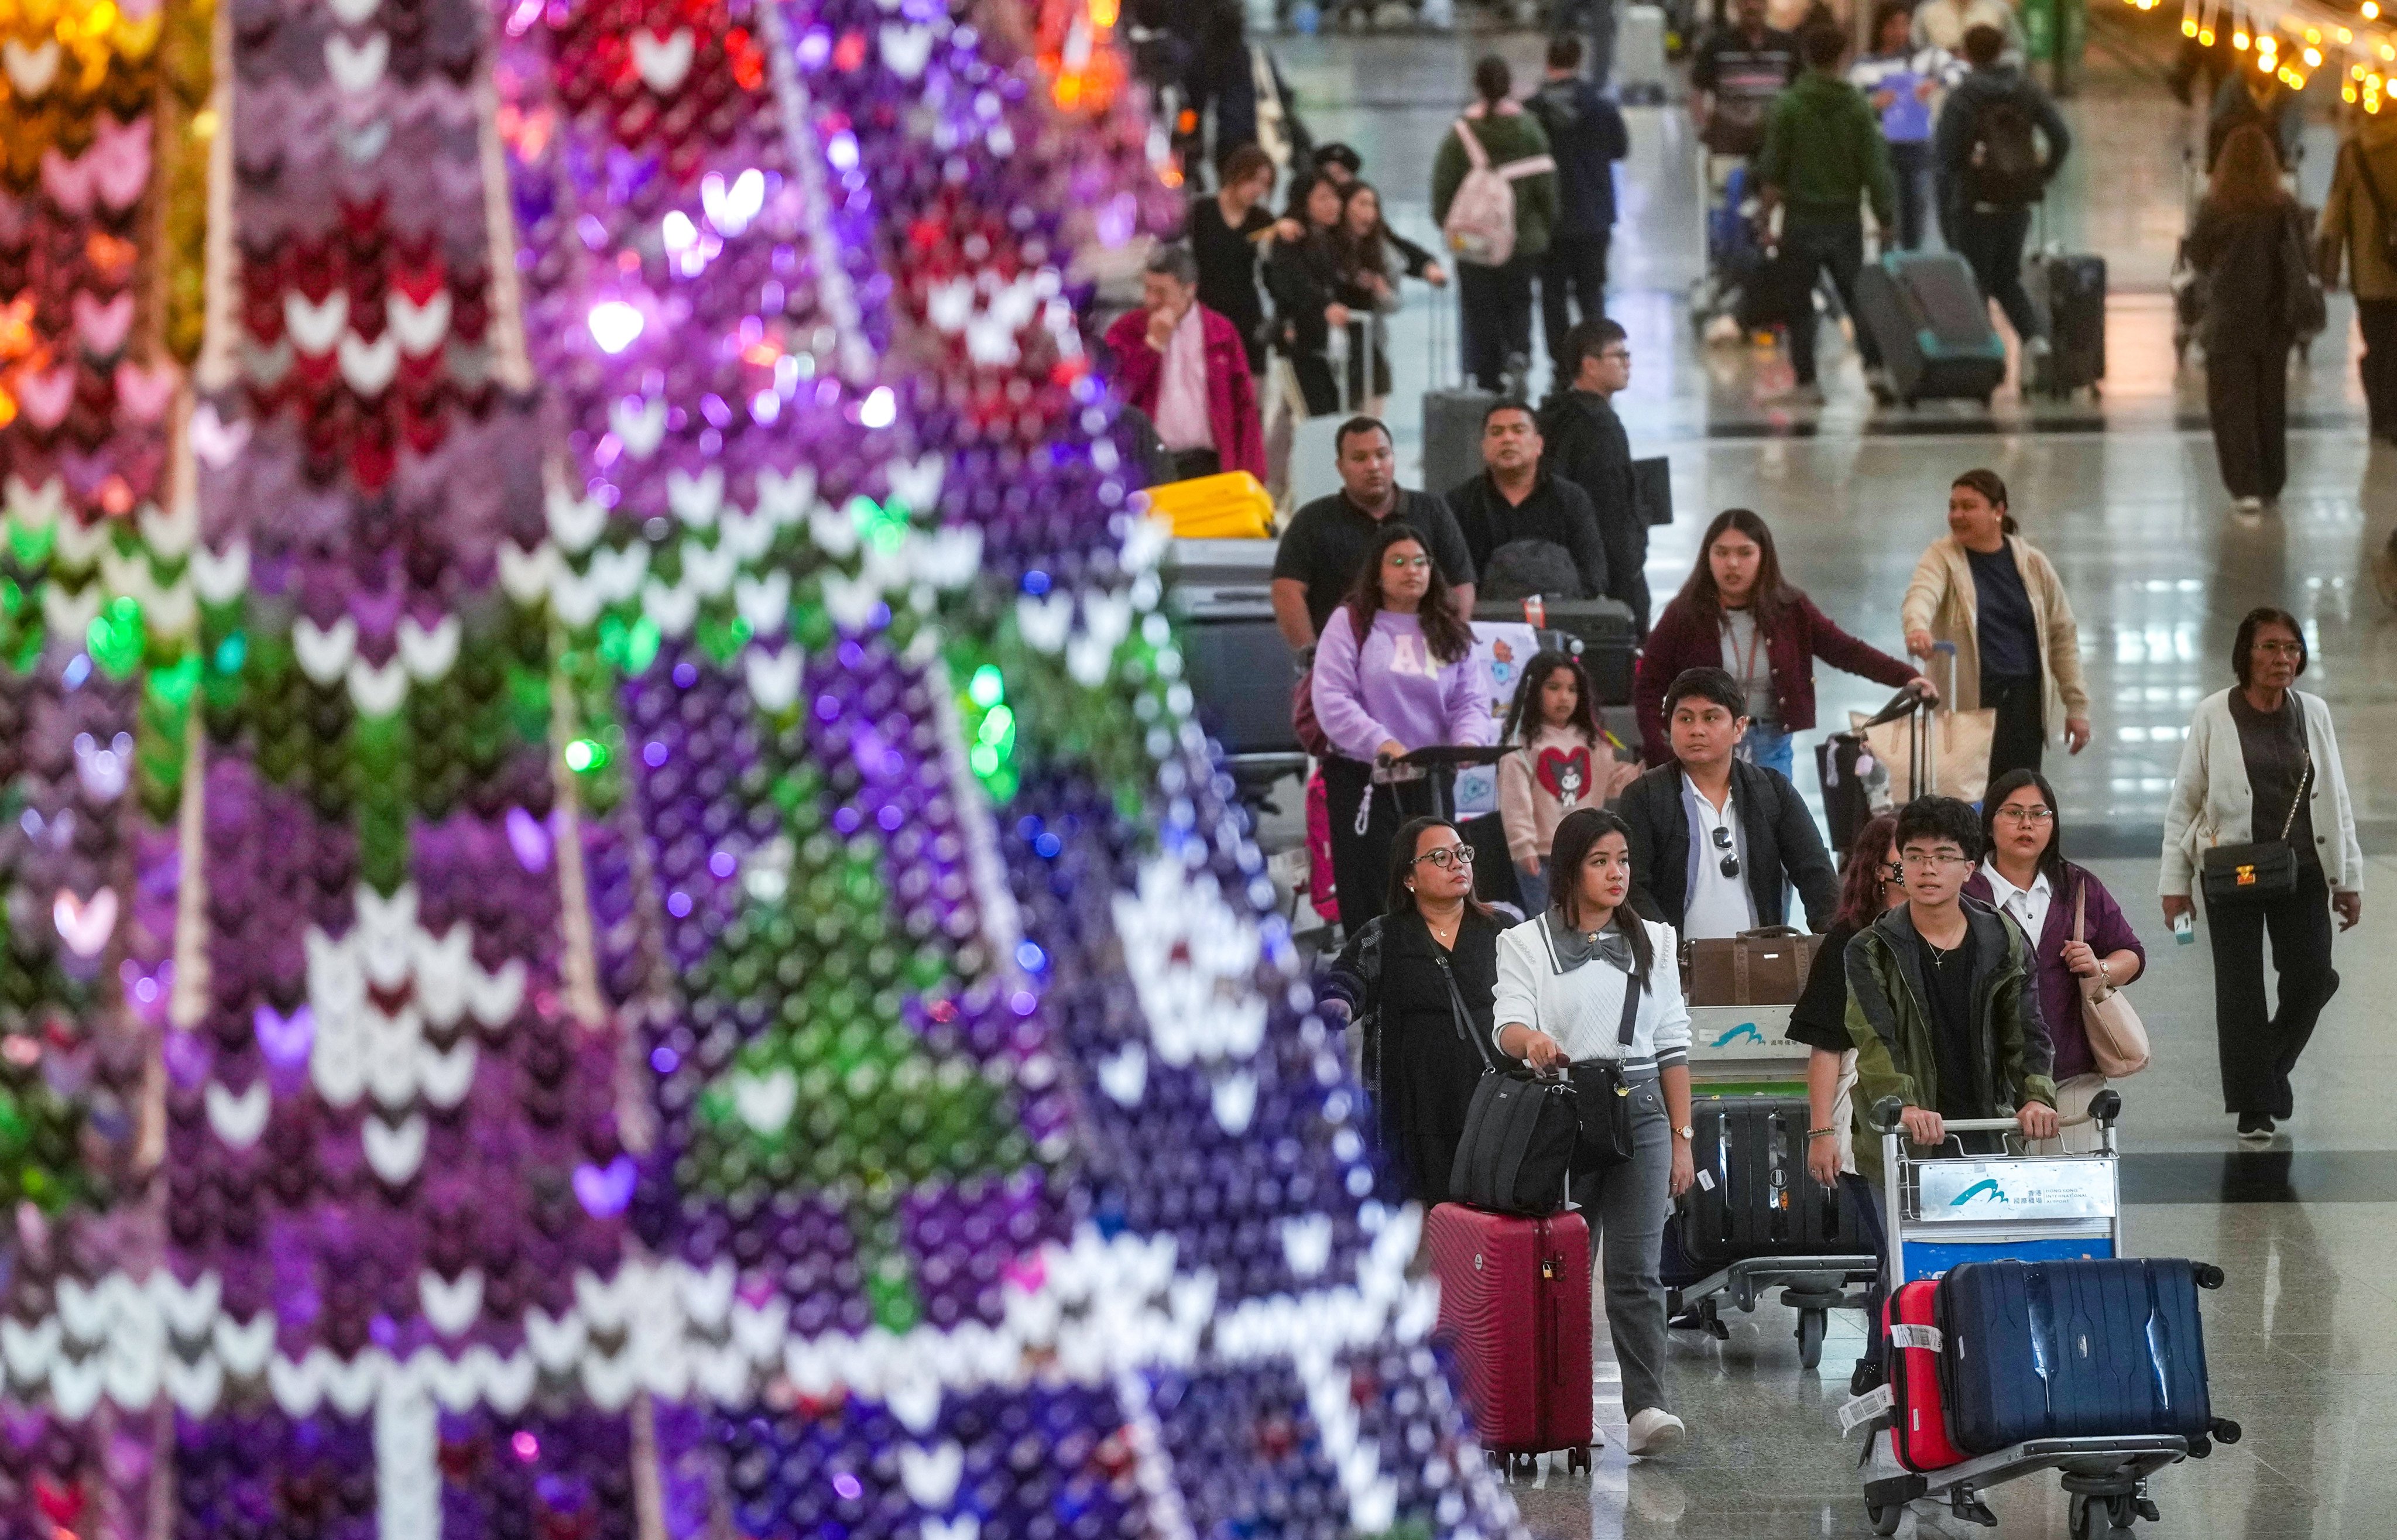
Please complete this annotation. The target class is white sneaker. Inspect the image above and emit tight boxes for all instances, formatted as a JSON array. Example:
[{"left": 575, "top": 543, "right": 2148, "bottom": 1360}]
[
  {"left": 2232, "top": 496, "right": 2266, "bottom": 523},
  {"left": 1626, "top": 1407, "right": 1686, "bottom": 1458}
]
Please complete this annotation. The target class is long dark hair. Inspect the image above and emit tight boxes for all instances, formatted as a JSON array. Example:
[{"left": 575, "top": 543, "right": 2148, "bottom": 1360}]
[
  {"left": 2209, "top": 122, "right": 2293, "bottom": 217},
  {"left": 1951, "top": 468, "right": 2018, "bottom": 536},
  {"left": 1980, "top": 769, "right": 2070, "bottom": 891},
  {"left": 1675, "top": 508, "right": 1795, "bottom": 626},
  {"left": 1833, "top": 811, "right": 1902, "bottom": 931},
  {"left": 1385, "top": 816, "right": 1494, "bottom": 922},
  {"left": 1546, "top": 808, "right": 1653, "bottom": 983},
  {"left": 1501, "top": 649, "right": 1602, "bottom": 749},
  {"left": 1340, "top": 522, "right": 1476, "bottom": 666},
  {"left": 1335, "top": 181, "right": 1390, "bottom": 280}
]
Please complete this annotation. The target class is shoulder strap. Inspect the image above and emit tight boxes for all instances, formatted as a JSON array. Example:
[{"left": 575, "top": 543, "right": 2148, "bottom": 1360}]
[
  {"left": 1498, "top": 153, "right": 1559, "bottom": 183},
  {"left": 2073, "top": 880, "right": 2086, "bottom": 946},
  {"left": 2281, "top": 749, "right": 2314, "bottom": 842},
  {"left": 1614, "top": 944, "right": 1642, "bottom": 1049},
  {"left": 1436, "top": 954, "right": 1500, "bottom": 1072},
  {"left": 2351, "top": 139, "right": 2395, "bottom": 223},
  {"left": 1453, "top": 119, "right": 1489, "bottom": 171}
]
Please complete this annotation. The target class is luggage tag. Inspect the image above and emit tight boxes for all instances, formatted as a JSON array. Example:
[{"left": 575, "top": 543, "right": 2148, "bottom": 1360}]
[
  {"left": 1693, "top": 1168, "right": 1714, "bottom": 1192},
  {"left": 1887, "top": 1323, "right": 1942, "bottom": 1353},
  {"left": 1836, "top": 1383, "right": 1894, "bottom": 1436}
]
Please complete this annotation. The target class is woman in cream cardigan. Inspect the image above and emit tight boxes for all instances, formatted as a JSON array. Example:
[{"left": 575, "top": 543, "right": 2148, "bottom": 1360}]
[
  {"left": 2161, "top": 606, "right": 2363, "bottom": 1141},
  {"left": 1496, "top": 807, "right": 1693, "bottom": 1459},
  {"left": 1901, "top": 469, "right": 2092, "bottom": 786}
]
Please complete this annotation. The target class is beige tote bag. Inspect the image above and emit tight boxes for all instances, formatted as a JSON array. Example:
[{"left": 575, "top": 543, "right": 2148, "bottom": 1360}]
[{"left": 2074, "top": 884, "right": 2150, "bottom": 1077}]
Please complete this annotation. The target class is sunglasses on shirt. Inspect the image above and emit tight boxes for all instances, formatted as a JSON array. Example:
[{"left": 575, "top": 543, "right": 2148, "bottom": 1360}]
[{"left": 1711, "top": 824, "right": 1740, "bottom": 879}]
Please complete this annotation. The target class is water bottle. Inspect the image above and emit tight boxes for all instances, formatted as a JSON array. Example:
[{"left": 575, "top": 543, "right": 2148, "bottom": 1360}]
[{"left": 2173, "top": 911, "right": 2196, "bottom": 945}]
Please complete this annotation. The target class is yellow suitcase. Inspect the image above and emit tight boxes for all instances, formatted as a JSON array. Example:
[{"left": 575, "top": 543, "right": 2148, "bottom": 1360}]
[{"left": 1146, "top": 471, "right": 1274, "bottom": 539}]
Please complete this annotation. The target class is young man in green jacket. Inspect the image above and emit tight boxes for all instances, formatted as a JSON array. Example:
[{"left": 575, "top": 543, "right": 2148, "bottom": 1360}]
[
  {"left": 1753, "top": 25, "right": 1900, "bottom": 397},
  {"left": 1840, "top": 795, "right": 2059, "bottom": 1386}
]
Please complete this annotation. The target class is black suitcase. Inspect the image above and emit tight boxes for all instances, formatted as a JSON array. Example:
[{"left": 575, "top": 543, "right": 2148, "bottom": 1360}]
[
  {"left": 1939, "top": 1257, "right": 2239, "bottom": 1457},
  {"left": 1476, "top": 597, "right": 1636, "bottom": 706},
  {"left": 1854, "top": 252, "right": 2008, "bottom": 407},
  {"left": 1672, "top": 1098, "right": 1868, "bottom": 1275},
  {"left": 2026, "top": 253, "right": 2105, "bottom": 397},
  {"left": 1164, "top": 541, "right": 1298, "bottom": 757}
]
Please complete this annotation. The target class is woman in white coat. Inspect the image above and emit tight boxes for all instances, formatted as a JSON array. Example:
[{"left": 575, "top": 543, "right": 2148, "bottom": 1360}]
[
  {"left": 2161, "top": 606, "right": 2364, "bottom": 1141},
  {"left": 1495, "top": 807, "right": 1693, "bottom": 1458}
]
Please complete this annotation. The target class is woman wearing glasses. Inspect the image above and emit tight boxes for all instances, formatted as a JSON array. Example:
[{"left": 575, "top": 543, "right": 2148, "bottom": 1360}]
[
  {"left": 1789, "top": 813, "right": 1905, "bottom": 1193},
  {"left": 1317, "top": 818, "right": 1501, "bottom": 1208},
  {"left": 2161, "top": 607, "right": 2363, "bottom": 1141},
  {"left": 1963, "top": 771, "right": 2146, "bottom": 1153},
  {"left": 1496, "top": 808, "right": 1695, "bottom": 1459},
  {"left": 1311, "top": 522, "right": 1492, "bottom": 934}
]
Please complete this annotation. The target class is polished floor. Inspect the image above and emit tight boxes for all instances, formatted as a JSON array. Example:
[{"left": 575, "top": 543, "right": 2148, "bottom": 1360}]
[{"left": 1251, "top": 15, "right": 2397, "bottom": 1538}]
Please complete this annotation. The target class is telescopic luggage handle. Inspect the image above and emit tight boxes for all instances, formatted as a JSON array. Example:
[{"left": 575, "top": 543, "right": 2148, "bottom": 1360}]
[{"left": 1867, "top": 1090, "right": 2122, "bottom": 1136}]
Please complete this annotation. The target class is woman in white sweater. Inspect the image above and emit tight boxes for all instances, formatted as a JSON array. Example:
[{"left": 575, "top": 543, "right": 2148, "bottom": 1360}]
[
  {"left": 1494, "top": 807, "right": 1694, "bottom": 1459},
  {"left": 2161, "top": 606, "right": 2364, "bottom": 1141}
]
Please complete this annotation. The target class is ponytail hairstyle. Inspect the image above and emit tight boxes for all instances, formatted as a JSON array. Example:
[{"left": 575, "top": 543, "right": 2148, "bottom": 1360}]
[
  {"left": 1546, "top": 808, "right": 1654, "bottom": 983},
  {"left": 1501, "top": 650, "right": 1603, "bottom": 750},
  {"left": 1472, "top": 54, "right": 1513, "bottom": 109},
  {"left": 1952, "top": 468, "right": 2017, "bottom": 536}
]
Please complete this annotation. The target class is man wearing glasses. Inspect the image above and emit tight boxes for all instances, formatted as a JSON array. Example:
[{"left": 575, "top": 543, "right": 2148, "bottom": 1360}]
[
  {"left": 1538, "top": 318, "right": 1651, "bottom": 633},
  {"left": 1840, "top": 794, "right": 2059, "bottom": 1385},
  {"left": 1617, "top": 667, "right": 1837, "bottom": 939}
]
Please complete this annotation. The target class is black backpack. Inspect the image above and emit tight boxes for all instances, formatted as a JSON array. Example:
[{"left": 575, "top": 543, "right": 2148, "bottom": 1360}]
[
  {"left": 1964, "top": 95, "right": 2045, "bottom": 207},
  {"left": 1480, "top": 539, "right": 1588, "bottom": 602}
]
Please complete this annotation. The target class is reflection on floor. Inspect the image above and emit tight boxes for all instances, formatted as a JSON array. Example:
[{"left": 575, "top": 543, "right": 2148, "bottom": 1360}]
[{"left": 1249, "top": 17, "right": 2397, "bottom": 1538}]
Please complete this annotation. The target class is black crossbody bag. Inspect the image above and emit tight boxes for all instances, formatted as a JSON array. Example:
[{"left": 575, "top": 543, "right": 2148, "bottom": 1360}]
[
  {"left": 2200, "top": 749, "right": 2312, "bottom": 907},
  {"left": 1562, "top": 938, "right": 1645, "bottom": 1172}
]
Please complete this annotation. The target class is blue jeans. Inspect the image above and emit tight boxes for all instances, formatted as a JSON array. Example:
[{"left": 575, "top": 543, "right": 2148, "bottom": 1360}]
[
  {"left": 1738, "top": 723, "right": 1794, "bottom": 779},
  {"left": 1515, "top": 858, "right": 1551, "bottom": 919}
]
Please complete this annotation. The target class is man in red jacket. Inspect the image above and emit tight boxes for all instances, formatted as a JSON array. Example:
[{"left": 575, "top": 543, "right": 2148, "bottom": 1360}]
[{"left": 1103, "top": 245, "right": 1267, "bottom": 485}]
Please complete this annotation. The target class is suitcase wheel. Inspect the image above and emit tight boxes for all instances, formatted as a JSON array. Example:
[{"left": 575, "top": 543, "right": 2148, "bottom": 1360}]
[
  {"left": 1795, "top": 1307, "right": 1826, "bottom": 1371},
  {"left": 2194, "top": 1262, "right": 2227, "bottom": 1290},
  {"left": 2212, "top": 1416, "right": 2242, "bottom": 1444},
  {"left": 1866, "top": 1500, "right": 1904, "bottom": 1536},
  {"left": 1567, "top": 1445, "right": 1592, "bottom": 1475}
]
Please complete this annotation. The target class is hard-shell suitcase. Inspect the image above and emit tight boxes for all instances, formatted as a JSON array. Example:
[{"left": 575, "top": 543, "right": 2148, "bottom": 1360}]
[
  {"left": 1422, "top": 303, "right": 1500, "bottom": 495},
  {"left": 1147, "top": 471, "right": 1275, "bottom": 538},
  {"left": 1938, "top": 1257, "right": 2238, "bottom": 1457},
  {"left": 1854, "top": 252, "right": 2007, "bottom": 407},
  {"left": 1164, "top": 541, "right": 1297, "bottom": 758},
  {"left": 2026, "top": 252, "right": 2105, "bottom": 397},
  {"left": 1674, "top": 1097, "right": 1868, "bottom": 1274},
  {"left": 1885, "top": 1279, "right": 1968, "bottom": 1472},
  {"left": 1477, "top": 596, "right": 1637, "bottom": 705},
  {"left": 1426, "top": 1203, "right": 1595, "bottom": 1465},
  {"left": 1614, "top": 4, "right": 1671, "bottom": 103}
]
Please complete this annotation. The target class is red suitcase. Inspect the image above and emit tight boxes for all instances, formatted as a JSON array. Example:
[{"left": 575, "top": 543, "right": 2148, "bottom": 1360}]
[
  {"left": 1886, "top": 1279, "right": 1966, "bottom": 1472},
  {"left": 1426, "top": 1202, "right": 1594, "bottom": 1470}
]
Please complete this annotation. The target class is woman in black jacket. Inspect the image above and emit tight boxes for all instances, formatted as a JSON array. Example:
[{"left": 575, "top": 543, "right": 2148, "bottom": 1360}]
[
  {"left": 1317, "top": 817, "right": 1504, "bottom": 1208},
  {"left": 1264, "top": 174, "right": 1353, "bottom": 417},
  {"left": 2190, "top": 123, "right": 2316, "bottom": 516}
]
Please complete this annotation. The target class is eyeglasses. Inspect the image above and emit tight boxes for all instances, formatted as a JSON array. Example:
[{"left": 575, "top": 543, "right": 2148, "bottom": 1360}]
[
  {"left": 1413, "top": 844, "right": 1476, "bottom": 869},
  {"left": 1710, "top": 824, "right": 1740, "bottom": 879},
  {"left": 1994, "top": 806, "right": 2055, "bottom": 825},
  {"left": 1384, "top": 553, "right": 1431, "bottom": 570},
  {"left": 1899, "top": 850, "right": 1973, "bottom": 870},
  {"left": 2254, "top": 640, "right": 2304, "bottom": 658},
  {"left": 1600, "top": 348, "right": 1631, "bottom": 363}
]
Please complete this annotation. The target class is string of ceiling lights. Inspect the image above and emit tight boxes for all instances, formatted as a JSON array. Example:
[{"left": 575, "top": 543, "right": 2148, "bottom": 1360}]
[{"left": 2117, "top": 0, "right": 2397, "bottom": 110}]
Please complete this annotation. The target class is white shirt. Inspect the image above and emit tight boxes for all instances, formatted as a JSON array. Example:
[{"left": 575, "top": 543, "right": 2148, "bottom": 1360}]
[
  {"left": 1978, "top": 859, "right": 2052, "bottom": 946},
  {"left": 1151, "top": 305, "right": 1213, "bottom": 452},
  {"left": 1491, "top": 915, "right": 1693, "bottom": 1067},
  {"left": 1681, "top": 776, "right": 1757, "bottom": 941}
]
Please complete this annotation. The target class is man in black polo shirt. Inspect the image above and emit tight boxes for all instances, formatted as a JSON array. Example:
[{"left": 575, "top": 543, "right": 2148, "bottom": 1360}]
[
  {"left": 1270, "top": 417, "right": 1477, "bottom": 648},
  {"left": 1443, "top": 400, "right": 1609, "bottom": 602}
]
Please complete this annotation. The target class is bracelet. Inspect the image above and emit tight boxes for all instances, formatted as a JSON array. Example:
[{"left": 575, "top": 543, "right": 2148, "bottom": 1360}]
[{"left": 1806, "top": 1127, "right": 1837, "bottom": 1140}]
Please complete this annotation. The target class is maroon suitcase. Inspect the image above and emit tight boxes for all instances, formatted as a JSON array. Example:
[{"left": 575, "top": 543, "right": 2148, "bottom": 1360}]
[{"left": 1426, "top": 1202, "right": 1595, "bottom": 1469}]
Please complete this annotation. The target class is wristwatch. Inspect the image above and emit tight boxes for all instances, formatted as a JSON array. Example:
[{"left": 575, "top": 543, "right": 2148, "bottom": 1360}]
[{"left": 1674, "top": 1124, "right": 1693, "bottom": 1141}]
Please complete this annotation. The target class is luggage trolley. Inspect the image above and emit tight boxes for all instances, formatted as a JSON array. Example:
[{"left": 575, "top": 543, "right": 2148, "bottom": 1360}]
[{"left": 1855, "top": 1093, "right": 2238, "bottom": 1537}]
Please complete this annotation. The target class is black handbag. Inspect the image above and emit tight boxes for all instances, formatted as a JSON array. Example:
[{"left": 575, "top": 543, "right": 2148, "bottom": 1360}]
[
  {"left": 1444, "top": 956, "right": 1579, "bottom": 1215},
  {"left": 2200, "top": 749, "right": 2311, "bottom": 907},
  {"left": 1566, "top": 953, "right": 1645, "bottom": 1172}
]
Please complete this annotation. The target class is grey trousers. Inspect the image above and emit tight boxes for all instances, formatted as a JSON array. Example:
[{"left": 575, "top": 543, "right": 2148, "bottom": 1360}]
[{"left": 1576, "top": 1065, "right": 1672, "bottom": 1419}]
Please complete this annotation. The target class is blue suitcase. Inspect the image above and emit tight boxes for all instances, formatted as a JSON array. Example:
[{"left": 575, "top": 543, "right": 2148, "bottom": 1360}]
[
  {"left": 1936, "top": 1257, "right": 2239, "bottom": 1456},
  {"left": 1854, "top": 252, "right": 2008, "bottom": 407}
]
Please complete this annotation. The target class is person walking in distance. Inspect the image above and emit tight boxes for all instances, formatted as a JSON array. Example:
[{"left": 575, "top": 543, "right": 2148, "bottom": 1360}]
[
  {"left": 1495, "top": 808, "right": 1695, "bottom": 1458},
  {"left": 1635, "top": 509, "right": 1931, "bottom": 777},
  {"left": 1102, "top": 245, "right": 1267, "bottom": 485},
  {"left": 2161, "top": 608, "right": 2363, "bottom": 1141},
  {"left": 2189, "top": 125, "right": 2316, "bottom": 518},
  {"left": 1964, "top": 771, "right": 2145, "bottom": 1154},
  {"left": 1902, "top": 469, "right": 2091, "bottom": 783},
  {"left": 1910, "top": 0, "right": 2025, "bottom": 63},
  {"left": 1431, "top": 56, "right": 1559, "bottom": 393},
  {"left": 1753, "top": 25, "right": 1898, "bottom": 399},
  {"left": 1527, "top": 35, "right": 1629, "bottom": 385},
  {"left": 1849, "top": 1, "right": 1952, "bottom": 252},
  {"left": 2319, "top": 104, "right": 2397, "bottom": 445},
  {"left": 1443, "top": 400, "right": 1611, "bottom": 603},
  {"left": 1187, "top": 144, "right": 1295, "bottom": 378},
  {"left": 1271, "top": 417, "right": 1477, "bottom": 649},
  {"left": 1540, "top": 318, "right": 1650, "bottom": 633},
  {"left": 1689, "top": 0, "right": 1801, "bottom": 158},
  {"left": 1264, "top": 175, "right": 1362, "bottom": 420},
  {"left": 1933, "top": 24, "right": 2070, "bottom": 362}
]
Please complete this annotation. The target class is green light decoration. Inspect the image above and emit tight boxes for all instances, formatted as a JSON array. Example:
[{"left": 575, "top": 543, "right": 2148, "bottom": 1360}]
[{"left": 86, "top": 596, "right": 145, "bottom": 680}]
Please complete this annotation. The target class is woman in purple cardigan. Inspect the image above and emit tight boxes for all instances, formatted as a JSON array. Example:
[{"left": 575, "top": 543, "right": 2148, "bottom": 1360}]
[
  {"left": 1633, "top": 509, "right": 1931, "bottom": 771},
  {"left": 1964, "top": 769, "right": 2147, "bottom": 1153},
  {"left": 1312, "top": 522, "right": 1491, "bottom": 936}
]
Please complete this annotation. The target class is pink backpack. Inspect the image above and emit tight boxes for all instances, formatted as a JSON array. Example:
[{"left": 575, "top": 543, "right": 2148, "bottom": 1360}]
[{"left": 1441, "top": 117, "right": 1555, "bottom": 268}]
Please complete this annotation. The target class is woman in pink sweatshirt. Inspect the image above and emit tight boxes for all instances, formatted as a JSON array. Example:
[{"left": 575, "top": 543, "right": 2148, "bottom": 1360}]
[{"left": 1312, "top": 522, "right": 1490, "bottom": 935}]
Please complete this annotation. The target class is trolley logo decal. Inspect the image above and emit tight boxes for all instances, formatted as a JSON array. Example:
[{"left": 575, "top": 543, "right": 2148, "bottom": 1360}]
[
  {"left": 1948, "top": 1178, "right": 2010, "bottom": 1208},
  {"left": 1916, "top": 1161, "right": 2116, "bottom": 1221},
  {"left": 1709, "top": 1022, "right": 1765, "bottom": 1048}
]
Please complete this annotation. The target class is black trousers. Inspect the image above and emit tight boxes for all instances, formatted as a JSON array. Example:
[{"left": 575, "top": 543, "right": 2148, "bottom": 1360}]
[
  {"left": 1983, "top": 670, "right": 2045, "bottom": 783},
  {"left": 2354, "top": 296, "right": 2397, "bottom": 440},
  {"left": 1950, "top": 204, "right": 2041, "bottom": 342},
  {"left": 2207, "top": 863, "right": 2338, "bottom": 1118},
  {"left": 1291, "top": 351, "right": 1341, "bottom": 418},
  {"left": 1888, "top": 141, "right": 1933, "bottom": 252},
  {"left": 1458, "top": 257, "right": 1536, "bottom": 393},
  {"left": 1539, "top": 232, "right": 1611, "bottom": 380},
  {"left": 1320, "top": 757, "right": 1453, "bottom": 939},
  {"left": 2206, "top": 341, "right": 2291, "bottom": 500},
  {"left": 1780, "top": 214, "right": 1877, "bottom": 385}
]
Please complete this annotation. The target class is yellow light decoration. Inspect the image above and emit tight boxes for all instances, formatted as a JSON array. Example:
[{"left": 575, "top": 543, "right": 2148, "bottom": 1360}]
[
  {"left": 2200, "top": 29, "right": 2216, "bottom": 43},
  {"left": 2304, "top": 45, "right": 2322, "bottom": 63},
  {"left": 2233, "top": 30, "right": 2249, "bottom": 47},
  {"left": 2183, "top": 16, "right": 2199, "bottom": 32}
]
